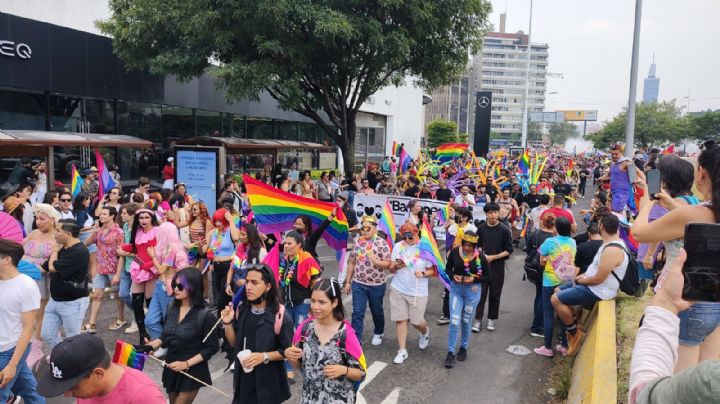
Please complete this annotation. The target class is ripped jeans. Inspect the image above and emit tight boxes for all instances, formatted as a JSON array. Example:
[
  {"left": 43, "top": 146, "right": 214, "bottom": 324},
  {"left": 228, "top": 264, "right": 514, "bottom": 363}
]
[{"left": 447, "top": 282, "right": 483, "bottom": 353}]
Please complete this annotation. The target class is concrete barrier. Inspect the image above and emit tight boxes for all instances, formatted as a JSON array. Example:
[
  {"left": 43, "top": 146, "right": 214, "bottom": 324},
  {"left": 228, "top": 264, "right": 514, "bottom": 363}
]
[{"left": 567, "top": 300, "right": 617, "bottom": 404}]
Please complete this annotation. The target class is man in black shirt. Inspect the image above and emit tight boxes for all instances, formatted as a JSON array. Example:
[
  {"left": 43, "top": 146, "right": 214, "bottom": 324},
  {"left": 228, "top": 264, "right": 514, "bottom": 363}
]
[
  {"left": 435, "top": 178, "right": 453, "bottom": 202},
  {"left": 524, "top": 184, "right": 542, "bottom": 210},
  {"left": 41, "top": 219, "right": 90, "bottom": 351},
  {"left": 473, "top": 203, "right": 513, "bottom": 332},
  {"left": 574, "top": 223, "right": 603, "bottom": 274}
]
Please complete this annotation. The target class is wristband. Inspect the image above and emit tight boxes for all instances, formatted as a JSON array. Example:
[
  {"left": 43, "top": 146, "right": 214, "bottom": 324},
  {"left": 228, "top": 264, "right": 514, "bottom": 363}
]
[
  {"left": 186, "top": 361, "right": 190, "bottom": 370},
  {"left": 222, "top": 320, "right": 233, "bottom": 325}
]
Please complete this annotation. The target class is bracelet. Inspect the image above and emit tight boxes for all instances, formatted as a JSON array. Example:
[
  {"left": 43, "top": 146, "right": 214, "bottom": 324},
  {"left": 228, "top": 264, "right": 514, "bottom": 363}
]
[
  {"left": 345, "top": 366, "right": 349, "bottom": 376},
  {"left": 186, "top": 361, "right": 190, "bottom": 370}
]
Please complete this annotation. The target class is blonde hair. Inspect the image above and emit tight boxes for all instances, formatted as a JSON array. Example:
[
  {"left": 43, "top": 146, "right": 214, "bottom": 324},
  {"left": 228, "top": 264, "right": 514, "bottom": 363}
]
[{"left": 34, "top": 203, "right": 61, "bottom": 222}]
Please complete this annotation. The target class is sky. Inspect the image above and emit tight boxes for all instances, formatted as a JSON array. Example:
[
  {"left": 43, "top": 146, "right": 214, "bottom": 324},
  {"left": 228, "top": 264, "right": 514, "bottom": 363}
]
[{"left": 488, "top": 0, "right": 720, "bottom": 123}]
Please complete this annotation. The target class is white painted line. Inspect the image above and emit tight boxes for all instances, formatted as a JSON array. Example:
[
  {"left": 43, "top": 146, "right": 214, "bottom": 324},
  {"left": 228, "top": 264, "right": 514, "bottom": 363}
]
[
  {"left": 318, "top": 256, "right": 337, "bottom": 261},
  {"left": 356, "top": 360, "right": 388, "bottom": 404},
  {"left": 210, "top": 366, "right": 228, "bottom": 382},
  {"left": 380, "top": 387, "right": 402, "bottom": 404}
]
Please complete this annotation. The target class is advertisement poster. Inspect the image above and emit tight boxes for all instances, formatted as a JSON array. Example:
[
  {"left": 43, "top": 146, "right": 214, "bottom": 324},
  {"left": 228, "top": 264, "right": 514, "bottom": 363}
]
[{"left": 176, "top": 149, "right": 218, "bottom": 215}]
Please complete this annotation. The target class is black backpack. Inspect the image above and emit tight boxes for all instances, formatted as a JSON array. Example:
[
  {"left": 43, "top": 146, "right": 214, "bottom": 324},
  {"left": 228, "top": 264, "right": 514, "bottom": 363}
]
[
  {"left": 604, "top": 243, "right": 641, "bottom": 296},
  {"left": 523, "top": 229, "right": 542, "bottom": 285}
]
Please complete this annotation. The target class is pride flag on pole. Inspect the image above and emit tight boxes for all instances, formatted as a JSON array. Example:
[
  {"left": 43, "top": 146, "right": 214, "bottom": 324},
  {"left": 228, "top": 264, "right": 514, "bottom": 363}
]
[
  {"left": 518, "top": 150, "right": 531, "bottom": 175},
  {"left": 94, "top": 148, "right": 117, "bottom": 199},
  {"left": 391, "top": 141, "right": 402, "bottom": 157},
  {"left": 71, "top": 164, "right": 84, "bottom": 196},
  {"left": 419, "top": 218, "right": 451, "bottom": 290},
  {"left": 399, "top": 147, "right": 412, "bottom": 172},
  {"left": 436, "top": 143, "right": 468, "bottom": 165},
  {"left": 112, "top": 340, "right": 147, "bottom": 370},
  {"left": 377, "top": 200, "right": 397, "bottom": 251}
]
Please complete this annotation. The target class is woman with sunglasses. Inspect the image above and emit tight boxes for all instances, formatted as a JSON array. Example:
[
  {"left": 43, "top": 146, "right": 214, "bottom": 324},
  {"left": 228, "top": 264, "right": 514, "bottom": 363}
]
[
  {"left": 225, "top": 223, "right": 267, "bottom": 297},
  {"left": 94, "top": 186, "right": 123, "bottom": 219},
  {"left": 285, "top": 279, "right": 366, "bottom": 404},
  {"left": 119, "top": 209, "right": 160, "bottom": 343},
  {"left": 220, "top": 264, "right": 294, "bottom": 404},
  {"left": 145, "top": 268, "right": 219, "bottom": 404},
  {"left": 204, "top": 208, "right": 241, "bottom": 313},
  {"left": 343, "top": 216, "right": 391, "bottom": 346},
  {"left": 442, "top": 231, "right": 489, "bottom": 368}
]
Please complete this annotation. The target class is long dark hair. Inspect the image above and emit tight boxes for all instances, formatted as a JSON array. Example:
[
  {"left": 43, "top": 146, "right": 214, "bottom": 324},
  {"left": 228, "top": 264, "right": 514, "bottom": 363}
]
[
  {"left": 244, "top": 264, "right": 281, "bottom": 314},
  {"left": 241, "top": 223, "right": 264, "bottom": 263},
  {"left": 73, "top": 192, "right": 90, "bottom": 213},
  {"left": 172, "top": 267, "right": 206, "bottom": 308},
  {"left": 698, "top": 141, "right": 720, "bottom": 222},
  {"left": 129, "top": 209, "right": 159, "bottom": 253},
  {"left": 658, "top": 155, "right": 694, "bottom": 198},
  {"left": 311, "top": 278, "right": 345, "bottom": 321},
  {"left": 295, "top": 214, "right": 312, "bottom": 236}
]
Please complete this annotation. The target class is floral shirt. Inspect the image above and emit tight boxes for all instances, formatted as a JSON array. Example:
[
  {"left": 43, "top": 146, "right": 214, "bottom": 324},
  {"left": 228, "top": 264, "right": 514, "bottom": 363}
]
[
  {"left": 94, "top": 224, "right": 124, "bottom": 275},
  {"left": 348, "top": 236, "right": 390, "bottom": 286}
]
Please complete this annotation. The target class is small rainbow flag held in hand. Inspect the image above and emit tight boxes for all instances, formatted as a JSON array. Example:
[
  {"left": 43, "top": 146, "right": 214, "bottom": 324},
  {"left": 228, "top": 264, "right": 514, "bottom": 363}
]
[
  {"left": 518, "top": 150, "right": 531, "bottom": 175},
  {"left": 391, "top": 141, "right": 402, "bottom": 157},
  {"left": 436, "top": 143, "right": 468, "bottom": 165},
  {"left": 436, "top": 204, "right": 451, "bottom": 225},
  {"left": 71, "top": 164, "right": 84, "bottom": 196},
  {"left": 377, "top": 200, "right": 397, "bottom": 251},
  {"left": 399, "top": 147, "right": 413, "bottom": 172},
  {"left": 419, "top": 218, "right": 451, "bottom": 290},
  {"left": 112, "top": 340, "right": 147, "bottom": 370}
]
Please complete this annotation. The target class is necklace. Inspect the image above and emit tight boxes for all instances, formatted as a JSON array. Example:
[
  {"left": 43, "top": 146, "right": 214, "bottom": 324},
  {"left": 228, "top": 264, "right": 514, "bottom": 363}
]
[
  {"left": 355, "top": 236, "right": 376, "bottom": 261},
  {"left": 459, "top": 248, "right": 482, "bottom": 276},
  {"left": 209, "top": 228, "right": 225, "bottom": 256},
  {"left": 250, "top": 306, "right": 265, "bottom": 315},
  {"left": 279, "top": 255, "right": 299, "bottom": 287}
]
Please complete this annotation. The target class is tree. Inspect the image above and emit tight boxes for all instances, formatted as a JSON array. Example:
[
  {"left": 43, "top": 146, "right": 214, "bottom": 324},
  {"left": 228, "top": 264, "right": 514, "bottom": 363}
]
[
  {"left": 547, "top": 122, "right": 578, "bottom": 146},
  {"left": 98, "top": 0, "right": 492, "bottom": 176},
  {"left": 527, "top": 121, "right": 543, "bottom": 145},
  {"left": 689, "top": 110, "right": 720, "bottom": 143},
  {"left": 427, "top": 118, "right": 458, "bottom": 147},
  {"left": 458, "top": 132, "right": 470, "bottom": 143},
  {"left": 587, "top": 101, "right": 688, "bottom": 149}
]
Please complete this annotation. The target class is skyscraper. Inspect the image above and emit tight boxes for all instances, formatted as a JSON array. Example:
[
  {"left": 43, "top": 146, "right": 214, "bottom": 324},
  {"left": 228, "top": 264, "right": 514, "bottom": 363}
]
[{"left": 643, "top": 57, "right": 660, "bottom": 103}]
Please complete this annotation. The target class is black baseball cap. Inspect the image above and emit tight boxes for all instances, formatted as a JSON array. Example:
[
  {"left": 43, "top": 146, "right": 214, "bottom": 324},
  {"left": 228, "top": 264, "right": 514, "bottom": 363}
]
[{"left": 37, "top": 334, "right": 107, "bottom": 397}]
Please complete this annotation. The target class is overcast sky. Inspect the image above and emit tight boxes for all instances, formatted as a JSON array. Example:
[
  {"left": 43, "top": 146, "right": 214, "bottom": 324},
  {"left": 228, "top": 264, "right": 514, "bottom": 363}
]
[{"left": 489, "top": 0, "right": 720, "bottom": 123}]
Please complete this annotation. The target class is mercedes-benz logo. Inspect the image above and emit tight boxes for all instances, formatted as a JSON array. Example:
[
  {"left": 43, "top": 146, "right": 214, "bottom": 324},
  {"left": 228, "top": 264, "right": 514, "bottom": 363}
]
[{"left": 478, "top": 96, "right": 490, "bottom": 108}]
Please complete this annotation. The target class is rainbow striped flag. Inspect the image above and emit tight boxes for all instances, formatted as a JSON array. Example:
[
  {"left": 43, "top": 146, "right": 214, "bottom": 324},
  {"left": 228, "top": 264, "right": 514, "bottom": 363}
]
[
  {"left": 436, "top": 143, "right": 468, "bottom": 165},
  {"left": 377, "top": 200, "right": 397, "bottom": 251},
  {"left": 94, "top": 148, "right": 117, "bottom": 199},
  {"left": 399, "top": 147, "right": 413, "bottom": 172},
  {"left": 518, "top": 150, "right": 531, "bottom": 175},
  {"left": 391, "top": 141, "right": 402, "bottom": 157},
  {"left": 71, "top": 164, "right": 84, "bottom": 196},
  {"left": 112, "top": 340, "right": 147, "bottom": 370},
  {"left": 419, "top": 218, "right": 451, "bottom": 290},
  {"left": 437, "top": 204, "right": 451, "bottom": 225},
  {"left": 242, "top": 174, "right": 348, "bottom": 252}
]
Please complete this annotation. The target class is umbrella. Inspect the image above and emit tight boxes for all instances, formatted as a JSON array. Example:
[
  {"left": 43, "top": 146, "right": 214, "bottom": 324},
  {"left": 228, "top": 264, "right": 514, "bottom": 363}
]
[{"left": 0, "top": 211, "right": 24, "bottom": 243}]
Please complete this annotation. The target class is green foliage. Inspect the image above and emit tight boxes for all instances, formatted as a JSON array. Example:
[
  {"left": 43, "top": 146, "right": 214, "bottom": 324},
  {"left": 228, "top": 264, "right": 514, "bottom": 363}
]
[
  {"left": 547, "top": 121, "right": 578, "bottom": 146},
  {"left": 527, "top": 121, "right": 543, "bottom": 144},
  {"left": 98, "top": 0, "right": 492, "bottom": 175},
  {"left": 427, "top": 118, "right": 458, "bottom": 147},
  {"left": 689, "top": 110, "right": 720, "bottom": 143},
  {"left": 458, "top": 132, "right": 470, "bottom": 143},
  {"left": 588, "top": 101, "right": 688, "bottom": 149}
]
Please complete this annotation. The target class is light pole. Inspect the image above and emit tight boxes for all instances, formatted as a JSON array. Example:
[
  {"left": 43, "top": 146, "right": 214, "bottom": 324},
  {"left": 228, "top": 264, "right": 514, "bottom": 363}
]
[
  {"left": 624, "top": 0, "right": 643, "bottom": 158},
  {"left": 520, "top": 0, "right": 534, "bottom": 150}
]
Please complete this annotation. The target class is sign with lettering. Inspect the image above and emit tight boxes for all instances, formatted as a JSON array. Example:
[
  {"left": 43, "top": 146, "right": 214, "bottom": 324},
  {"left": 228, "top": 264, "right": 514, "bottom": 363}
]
[
  {"left": 176, "top": 149, "right": 218, "bottom": 215},
  {"left": 0, "top": 40, "right": 31, "bottom": 59}
]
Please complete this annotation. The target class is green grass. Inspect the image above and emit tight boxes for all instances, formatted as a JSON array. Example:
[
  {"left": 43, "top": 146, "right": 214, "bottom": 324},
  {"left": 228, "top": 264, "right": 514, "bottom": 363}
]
[
  {"left": 615, "top": 291, "right": 652, "bottom": 403},
  {"left": 548, "top": 355, "right": 574, "bottom": 402}
]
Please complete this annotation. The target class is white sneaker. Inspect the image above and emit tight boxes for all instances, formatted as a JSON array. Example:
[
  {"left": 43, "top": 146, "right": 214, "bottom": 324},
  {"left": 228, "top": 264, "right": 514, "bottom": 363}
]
[
  {"left": 471, "top": 320, "right": 481, "bottom": 333},
  {"left": 125, "top": 321, "right": 138, "bottom": 334},
  {"left": 418, "top": 327, "right": 430, "bottom": 350},
  {"left": 487, "top": 320, "right": 496, "bottom": 331},
  {"left": 371, "top": 334, "right": 383, "bottom": 346},
  {"left": 153, "top": 347, "right": 168, "bottom": 359},
  {"left": 393, "top": 349, "right": 408, "bottom": 364}
]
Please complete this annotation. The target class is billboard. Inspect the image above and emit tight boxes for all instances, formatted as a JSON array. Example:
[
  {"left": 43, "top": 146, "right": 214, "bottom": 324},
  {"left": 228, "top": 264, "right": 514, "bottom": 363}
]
[
  {"left": 558, "top": 110, "right": 598, "bottom": 121},
  {"left": 529, "top": 111, "right": 565, "bottom": 123}
]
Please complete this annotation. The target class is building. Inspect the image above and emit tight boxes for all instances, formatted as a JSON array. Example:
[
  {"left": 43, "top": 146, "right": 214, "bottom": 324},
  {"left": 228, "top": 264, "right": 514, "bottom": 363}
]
[
  {"left": 423, "top": 72, "right": 474, "bottom": 138},
  {"left": 642, "top": 58, "right": 660, "bottom": 103},
  {"left": 472, "top": 27, "right": 549, "bottom": 145},
  {"left": 0, "top": 2, "right": 423, "bottom": 182}
]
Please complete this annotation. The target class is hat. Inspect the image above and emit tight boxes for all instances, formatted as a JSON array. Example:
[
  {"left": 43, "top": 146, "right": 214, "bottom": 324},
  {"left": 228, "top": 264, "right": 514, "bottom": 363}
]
[
  {"left": 461, "top": 232, "right": 479, "bottom": 244},
  {"left": 167, "top": 157, "right": 174, "bottom": 163},
  {"left": 361, "top": 215, "right": 377, "bottom": 225},
  {"left": 337, "top": 191, "right": 349, "bottom": 200},
  {"left": 3, "top": 196, "right": 22, "bottom": 215},
  {"left": 89, "top": 166, "right": 98, "bottom": 172},
  {"left": 37, "top": 334, "right": 107, "bottom": 397},
  {"left": 399, "top": 223, "right": 419, "bottom": 235}
]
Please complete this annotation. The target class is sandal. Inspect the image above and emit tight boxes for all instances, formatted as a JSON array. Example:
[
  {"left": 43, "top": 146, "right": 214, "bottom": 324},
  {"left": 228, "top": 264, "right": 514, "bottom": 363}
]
[
  {"left": 81, "top": 323, "right": 97, "bottom": 334},
  {"left": 109, "top": 318, "right": 127, "bottom": 331}
]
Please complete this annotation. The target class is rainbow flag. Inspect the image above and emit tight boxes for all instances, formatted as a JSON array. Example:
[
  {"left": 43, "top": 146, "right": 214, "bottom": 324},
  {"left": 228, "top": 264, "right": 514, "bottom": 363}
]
[
  {"left": 399, "top": 147, "right": 412, "bottom": 172},
  {"left": 242, "top": 174, "right": 348, "bottom": 252},
  {"left": 419, "top": 218, "right": 450, "bottom": 290},
  {"left": 436, "top": 204, "right": 451, "bottom": 225},
  {"left": 436, "top": 143, "right": 468, "bottom": 165},
  {"left": 71, "top": 164, "right": 84, "bottom": 196},
  {"left": 377, "top": 200, "right": 397, "bottom": 251},
  {"left": 94, "top": 148, "right": 117, "bottom": 200},
  {"left": 391, "top": 141, "right": 402, "bottom": 157},
  {"left": 518, "top": 150, "right": 531, "bottom": 175},
  {"left": 112, "top": 340, "right": 147, "bottom": 370}
]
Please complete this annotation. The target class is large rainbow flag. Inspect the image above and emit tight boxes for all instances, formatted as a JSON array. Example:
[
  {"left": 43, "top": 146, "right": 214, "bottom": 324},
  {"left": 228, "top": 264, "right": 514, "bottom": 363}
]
[
  {"left": 419, "top": 218, "right": 451, "bottom": 290},
  {"left": 112, "top": 340, "right": 147, "bottom": 370},
  {"left": 436, "top": 143, "right": 468, "bottom": 165},
  {"left": 377, "top": 200, "right": 397, "bottom": 251},
  {"left": 399, "top": 147, "right": 413, "bottom": 172},
  {"left": 518, "top": 150, "right": 531, "bottom": 175},
  {"left": 94, "top": 148, "right": 117, "bottom": 199},
  {"left": 71, "top": 164, "right": 84, "bottom": 196},
  {"left": 242, "top": 174, "right": 348, "bottom": 252}
]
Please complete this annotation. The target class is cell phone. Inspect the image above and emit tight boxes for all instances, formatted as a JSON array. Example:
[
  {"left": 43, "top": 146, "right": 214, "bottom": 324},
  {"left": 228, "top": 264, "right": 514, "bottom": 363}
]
[
  {"left": 628, "top": 166, "right": 637, "bottom": 183},
  {"left": 395, "top": 258, "right": 406, "bottom": 268},
  {"left": 646, "top": 169, "right": 661, "bottom": 200},
  {"left": 682, "top": 223, "right": 720, "bottom": 302}
]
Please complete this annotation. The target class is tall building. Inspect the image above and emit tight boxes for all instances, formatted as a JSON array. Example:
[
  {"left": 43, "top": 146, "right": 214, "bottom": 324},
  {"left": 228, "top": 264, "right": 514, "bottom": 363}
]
[
  {"left": 472, "top": 27, "right": 549, "bottom": 146},
  {"left": 423, "top": 73, "right": 474, "bottom": 137},
  {"left": 643, "top": 58, "right": 660, "bottom": 103}
]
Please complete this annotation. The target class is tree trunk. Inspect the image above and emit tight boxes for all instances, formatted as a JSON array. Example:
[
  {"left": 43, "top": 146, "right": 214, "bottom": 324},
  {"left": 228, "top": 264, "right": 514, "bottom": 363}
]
[{"left": 341, "top": 120, "right": 357, "bottom": 179}]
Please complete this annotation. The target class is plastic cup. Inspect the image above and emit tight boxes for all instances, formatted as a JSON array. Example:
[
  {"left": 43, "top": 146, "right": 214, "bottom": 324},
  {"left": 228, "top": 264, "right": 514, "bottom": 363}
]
[{"left": 236, "top": 349, "right": 253, "bottom": 373}]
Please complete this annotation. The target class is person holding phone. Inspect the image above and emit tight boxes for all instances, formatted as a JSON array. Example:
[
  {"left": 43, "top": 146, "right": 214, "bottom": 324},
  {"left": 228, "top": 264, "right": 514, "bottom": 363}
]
[{"left": 633, "top": 140, "right": 720, "bottom": 373}]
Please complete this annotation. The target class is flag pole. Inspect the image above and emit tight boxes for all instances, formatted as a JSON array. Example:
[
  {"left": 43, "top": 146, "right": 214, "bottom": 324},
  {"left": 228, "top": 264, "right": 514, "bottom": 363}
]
[{"left": 146, "top": 355, "right": 229, "bottom": 398}]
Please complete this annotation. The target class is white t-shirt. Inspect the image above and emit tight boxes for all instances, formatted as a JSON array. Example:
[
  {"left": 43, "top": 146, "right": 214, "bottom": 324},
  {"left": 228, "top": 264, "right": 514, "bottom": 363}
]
[
  {"left": 586, "top": 240, "right": 629, "bottom": 300},
  {"left": 390, "top": 242, "right": 432, "bottom": 297},
  {"left": 530, "top": 206, "right": 548, "bottom": 230},
  {"left": 0, "top": 273, "right": 41, "bottom": 351}
]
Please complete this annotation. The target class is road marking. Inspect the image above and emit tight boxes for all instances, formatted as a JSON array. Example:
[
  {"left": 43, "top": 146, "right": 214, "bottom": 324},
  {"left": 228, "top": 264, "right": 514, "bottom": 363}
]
[
  {"left": 380, "top": 387, "right": 402, "bottom": 404},
  {"left": 356, "top": 360, "right": 388, "bottom": 404},
  {"left": 211, "top": 366, "right": 228, "bottom": 382}
]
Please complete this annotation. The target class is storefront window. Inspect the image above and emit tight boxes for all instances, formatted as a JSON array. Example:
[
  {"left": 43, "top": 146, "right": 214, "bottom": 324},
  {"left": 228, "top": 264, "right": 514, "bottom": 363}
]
[
  {"left": 276, "top": 121, "right": 298, "bottom": 141},
  {"left": 117, "top": 101, "right": 162, "bottom": 143},
  {"left": 162, "top": 106, "right": 194, "bottom": 142},
  {"left": 247, "top": 118, "right": 273, "bottom": 139},
  {"left": 49, "top": 95, "right": 82, "bottom": 132},
  {"left": 196, "top": 109, "right": 222, "bottom": 137},
  {"left": 298, "top": 123, "right": 319, "bottom": 143},
  {"left": 0, "top": 88, "right": 46, "bottom": 130},
  {"left": 85, "top": 98, "right": 115, "bottom": 134},
  {"left": 223, "top": 113, "right": 245, "bottom": 138},
  {"left": 226, "top": 153, "right": 274, "bottom": 174}
]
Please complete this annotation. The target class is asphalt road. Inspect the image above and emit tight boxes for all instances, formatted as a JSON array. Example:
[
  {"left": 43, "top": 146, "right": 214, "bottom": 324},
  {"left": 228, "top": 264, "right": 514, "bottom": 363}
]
[{"left": 43, "top": 194, "right": 592, "bottom": 404}]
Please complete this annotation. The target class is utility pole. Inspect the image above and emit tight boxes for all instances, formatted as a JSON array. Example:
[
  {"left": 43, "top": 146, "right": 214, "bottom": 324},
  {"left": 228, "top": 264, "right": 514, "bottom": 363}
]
[
  {"left": 624, "top": 0, "right": 643, "bottom": 158},
  {"left": 520, "top": 0, "right": 534, "bottom": 149}
]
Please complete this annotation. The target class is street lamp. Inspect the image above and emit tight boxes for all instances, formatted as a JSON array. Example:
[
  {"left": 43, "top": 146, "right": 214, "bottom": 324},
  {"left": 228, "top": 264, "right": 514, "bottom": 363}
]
[{"left": 520, "top": 0, "right": 534, "bottom": 150}]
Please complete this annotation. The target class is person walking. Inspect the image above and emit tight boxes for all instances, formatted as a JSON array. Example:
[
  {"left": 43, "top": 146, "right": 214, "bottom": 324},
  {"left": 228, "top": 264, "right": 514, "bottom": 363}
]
[
  {"left": 525, "top": 214, "right": 556, "bottom": 338},
  {"left": 204, "top": 208, "right": 240, "bottom": 314},
  {"left": 114, "top": 203, "right": 139, "bottom": 335}
]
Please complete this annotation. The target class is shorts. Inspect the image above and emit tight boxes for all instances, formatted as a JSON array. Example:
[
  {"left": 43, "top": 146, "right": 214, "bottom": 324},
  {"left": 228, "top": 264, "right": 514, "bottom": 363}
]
[
  {"left": 79, "top": 231, "right": 97, "bottom": 253},
  {"left": 92, "top": 274, "right": 112, "bottom": 290},
  {"left": 556, "top": 284, "right": 601, "bottom": 309},
  {"left": 678, "top": 302, "right": 720, "bottom": 346},
  {"left": 36, "top": 273, "right": 50, "bottom": 300},
  {"left": 389, "top": 285, "right": 428, "bottom": 325}
]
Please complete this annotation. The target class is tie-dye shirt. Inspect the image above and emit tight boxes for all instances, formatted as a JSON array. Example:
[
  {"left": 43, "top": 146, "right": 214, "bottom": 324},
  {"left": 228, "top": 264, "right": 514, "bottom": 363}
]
[{"left": 539, "top": 235, "right": 577, "bottom": 287}]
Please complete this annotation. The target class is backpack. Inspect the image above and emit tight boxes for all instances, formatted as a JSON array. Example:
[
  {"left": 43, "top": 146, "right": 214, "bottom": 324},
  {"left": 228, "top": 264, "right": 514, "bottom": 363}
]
[
  {"left": 523, "top": 230, "right": 541, "bottom": 284},
  {"left": 603, "top": 243, "right": 641, "bottom": 296},
  {"left": 297, "top": 319, "right": 362, "bottom": 392}
]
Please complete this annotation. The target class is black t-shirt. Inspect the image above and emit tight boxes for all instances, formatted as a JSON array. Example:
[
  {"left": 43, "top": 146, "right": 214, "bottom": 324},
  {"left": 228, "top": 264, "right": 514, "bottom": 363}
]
[
  {"left": 478, "top": 223, "right": 513, "bottom": 270},
  {"left": 555, "top": 183, "right": 572, "bottom": 196},
  {"left": 436, "top": 188, "right": 453, "bottom": 202},
  {"left": 238, "top": 310, "right": 262, "bottom": 403},
  {"left": 574, "top": 239, "right": 603, "bottom": 274},
  {"left": 445, "top": 248, "right": 490, "bottom": 283},
  {"left": 512, "top": 191, "right": 525, "bottom": 206},
  {"left": 525, "top": 194, "right": 542, "bottom": 209},
  {"left": 418, "top": 191, "right": 433, "bottom": 199},
  {"left": 404, "top": 186, "right": 420, "bottom": 197},
  {"left": 42, "top": 242, "right": 90, "bottom": 301},
  {"left": 579, "top": 169, "right": 590, "bottom": 183},
  {"left": 485, "top": 186, "right": 498, "bottom": 203}
]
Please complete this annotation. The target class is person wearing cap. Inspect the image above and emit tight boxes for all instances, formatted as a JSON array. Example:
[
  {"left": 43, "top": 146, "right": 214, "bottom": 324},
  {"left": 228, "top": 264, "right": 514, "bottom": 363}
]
[
  {"left": 163, "top": 158, "right": 175, "bottom": 190},
  {"left": 36, "top": 333, "right": 165, "bottom": 403},
  {"left": 0, "top": 239, "right": 43, "bottom": 403},
  {"left": 383, "top": 223, "right": 434, "bottom": 365},
  {"left": 81, "top": 167, "right": 99, "bottom": 201},
  {"left": 3, "top": 196, "right": 26, "bottom": 238},
  {"left": 343, "top": 215, "right": 391, "bottom": 346}
]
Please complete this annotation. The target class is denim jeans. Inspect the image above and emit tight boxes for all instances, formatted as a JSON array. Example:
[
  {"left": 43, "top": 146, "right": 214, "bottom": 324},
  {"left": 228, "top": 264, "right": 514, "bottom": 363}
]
[
  {"left": 531, "top": 280, "right": 543, "bottom": 334},
  {"left": 351, "top": 282, "right": 386, "bottom": 342},
  {"left": 0, "top": 346, "right": 45, "bottom": 403},
  {"left": 285, "top": 302, "right": 310, "bottom": 372},
  {"left": 448, "top": 282, "right": 482, "bottom": 353},
  {"left": 145, "top": 281, "right": 174, "bottom": 340},
  {"left": 119, "top": 270, "right": 133, "bottom": 310},
  {"left": 542, "top": 286, "right": 567, "bottom": 349},
  {"left": 41, "top": 297, "right": 90, "bottom": 351}
]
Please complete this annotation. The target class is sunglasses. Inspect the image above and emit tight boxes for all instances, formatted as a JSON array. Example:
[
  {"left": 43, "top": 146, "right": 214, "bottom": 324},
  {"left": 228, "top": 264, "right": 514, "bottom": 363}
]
[
  {"left": 402, "top": 232, "right": 414, "bottom": 239},
  {"left": 361, "top": 226, "right": 372, "bottom": 232},
  {"left": 60, "top": 198, "right": 72, "bottom": 202},
  {"left": 171, "top": 281, "right": 185, "bottom": 291}
]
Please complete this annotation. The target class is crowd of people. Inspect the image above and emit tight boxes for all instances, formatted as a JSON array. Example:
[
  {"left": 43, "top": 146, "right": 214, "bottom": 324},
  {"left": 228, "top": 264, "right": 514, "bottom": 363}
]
[{"left": 0, "top": 139, "right": 718, "bottom": 403}]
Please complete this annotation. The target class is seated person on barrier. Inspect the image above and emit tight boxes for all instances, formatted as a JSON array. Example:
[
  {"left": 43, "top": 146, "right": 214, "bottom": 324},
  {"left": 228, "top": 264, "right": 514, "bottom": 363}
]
[
  {"left": 550, "top": 214, "right": 629, "bottom": 357},
  {"left": 628, "top": 249, "right": 718, "bottom": 404}
]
